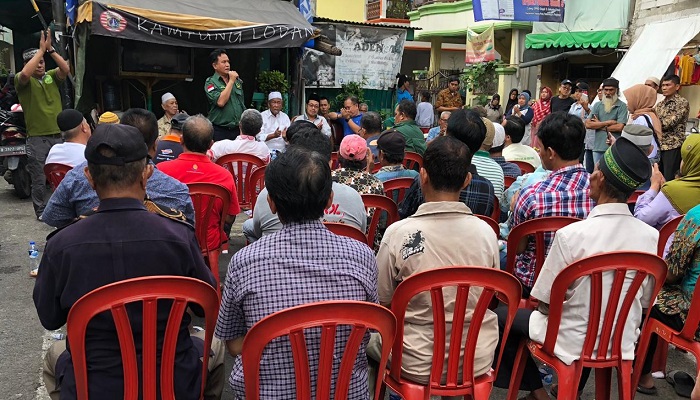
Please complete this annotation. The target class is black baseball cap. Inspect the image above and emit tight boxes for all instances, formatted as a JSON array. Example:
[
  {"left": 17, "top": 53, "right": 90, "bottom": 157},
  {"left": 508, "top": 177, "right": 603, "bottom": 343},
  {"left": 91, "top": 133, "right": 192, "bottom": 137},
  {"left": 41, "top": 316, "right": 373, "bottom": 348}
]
[
  {"left": 375, "top": 129, "right": 406, "bottom": 156},
  {"left": 85, "top": 124, "right": 149, "bottom": 166},
  {"left": 170, "top": 112, "right": 189, "bottom": 131},
  {"left": 561, "top": 79, "right": 573, "bottom": 86}
]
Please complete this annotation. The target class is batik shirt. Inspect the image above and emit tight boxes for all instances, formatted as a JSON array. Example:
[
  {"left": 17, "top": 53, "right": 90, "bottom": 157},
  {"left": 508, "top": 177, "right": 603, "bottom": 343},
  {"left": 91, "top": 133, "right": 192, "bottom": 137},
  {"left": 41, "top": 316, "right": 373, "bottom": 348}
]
[
  {"left": 332, "top": 168, "right": 384, "bottom": 196},
  {"left": 655, "top": 93, "right": 690, "bottom": 151}
]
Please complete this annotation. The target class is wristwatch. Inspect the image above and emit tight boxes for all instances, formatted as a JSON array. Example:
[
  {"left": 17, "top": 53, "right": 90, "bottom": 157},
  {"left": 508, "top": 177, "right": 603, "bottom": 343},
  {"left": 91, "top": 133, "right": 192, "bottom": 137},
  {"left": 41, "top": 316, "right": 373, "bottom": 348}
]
[{"left": 45, "top": 48, "right": 55, "bottom": 54}]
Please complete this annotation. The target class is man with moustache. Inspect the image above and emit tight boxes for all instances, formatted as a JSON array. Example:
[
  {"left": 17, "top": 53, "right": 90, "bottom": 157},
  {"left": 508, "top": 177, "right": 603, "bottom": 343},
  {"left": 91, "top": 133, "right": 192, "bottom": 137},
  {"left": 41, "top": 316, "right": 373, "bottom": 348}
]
[
  {"left": 655, "top": 74, "right": 690, "bottom": 181},
  {"left": 585, "top": 77, "right": 628, "bottom": 166},
  {"left": 205, "top": 49, "right": 245, "bottom": 141}
]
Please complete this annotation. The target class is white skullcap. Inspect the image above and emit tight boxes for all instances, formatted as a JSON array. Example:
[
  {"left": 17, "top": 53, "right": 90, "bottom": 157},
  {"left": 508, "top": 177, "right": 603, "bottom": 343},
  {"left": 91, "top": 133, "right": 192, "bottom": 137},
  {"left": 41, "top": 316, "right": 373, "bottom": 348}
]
[
  {"left": 492, "top": 122, "right": 506, "bottom": 147},
  {"left": 268, "top": 91, "right": 282, "bottom": 101},
  {"left": 161, "top": 92, "right": 176, "bottom": 104}
]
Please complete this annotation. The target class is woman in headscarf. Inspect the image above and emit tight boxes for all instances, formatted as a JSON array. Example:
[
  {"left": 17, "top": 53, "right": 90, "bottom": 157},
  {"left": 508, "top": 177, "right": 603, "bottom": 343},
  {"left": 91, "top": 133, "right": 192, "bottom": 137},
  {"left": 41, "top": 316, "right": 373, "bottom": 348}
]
[
  {"left": 530, "top": 86, "right": 553, "bottom": 149},
  {"left": 486, "top": 93, "right": 504, "bottom": 122},
  {"left": 505, "top": 92, "right": 534, "bottom": 146},
  {"left": 623, "top": 84, "right": 662, "bottom": 164},
  {"left": 395, "top": 73, "right": 413, "bottom": 103},
  {"left": 505, "top": 88, "right": 519, "bottom": 115}
]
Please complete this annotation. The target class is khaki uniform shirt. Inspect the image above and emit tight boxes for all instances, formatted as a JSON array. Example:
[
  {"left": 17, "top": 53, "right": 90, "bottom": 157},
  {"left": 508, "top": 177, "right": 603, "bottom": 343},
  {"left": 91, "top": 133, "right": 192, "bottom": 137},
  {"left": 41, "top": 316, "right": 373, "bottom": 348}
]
[
  {"left": 435, "top": 88, "right": 463, "bottom": 110},
  {"left": 377, "top": 201, "right": 499, "bottom": 380},
  {"left": 157, "top": 115, "right": 171, "bottom": 138}
]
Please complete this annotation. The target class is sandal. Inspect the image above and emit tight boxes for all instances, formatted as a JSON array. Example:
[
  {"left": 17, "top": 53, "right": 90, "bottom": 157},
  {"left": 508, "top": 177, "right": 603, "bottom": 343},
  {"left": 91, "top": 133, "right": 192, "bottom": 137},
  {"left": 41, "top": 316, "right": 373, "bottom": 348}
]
[
  {"left": 29, "top": 268, "right": 38, "bottom": 278},
  {"left": 636, "top": 384, "right": 658, "bottom": 395},
  {"left": 666, "top": 370, "right": 695, "bottom": 398}
]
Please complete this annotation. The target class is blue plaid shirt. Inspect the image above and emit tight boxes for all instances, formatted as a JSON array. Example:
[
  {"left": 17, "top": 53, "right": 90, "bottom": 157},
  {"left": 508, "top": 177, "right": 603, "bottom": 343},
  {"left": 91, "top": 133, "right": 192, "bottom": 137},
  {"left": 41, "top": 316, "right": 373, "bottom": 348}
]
[
  {"left": 215, "top": 220, "right": 378, "bottom": 399},
  {"left": 491, "top": 156, "right": 522, "bottom": 178},
  {"left": 41, "top": 161, "right": 195, "bottom": 227}
]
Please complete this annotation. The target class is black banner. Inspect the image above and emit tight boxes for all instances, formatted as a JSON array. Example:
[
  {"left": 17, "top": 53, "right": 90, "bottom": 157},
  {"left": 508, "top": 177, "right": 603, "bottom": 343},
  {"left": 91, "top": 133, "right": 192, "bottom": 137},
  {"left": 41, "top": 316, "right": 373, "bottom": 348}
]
[{"left": 91, "top": 3, "right": 315, "bottom": 49}]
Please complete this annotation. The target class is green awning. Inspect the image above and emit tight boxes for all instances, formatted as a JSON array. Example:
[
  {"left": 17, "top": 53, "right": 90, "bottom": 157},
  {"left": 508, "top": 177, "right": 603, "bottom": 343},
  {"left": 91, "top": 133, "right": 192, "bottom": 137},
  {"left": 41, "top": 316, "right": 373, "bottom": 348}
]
[{"left": 525, "top": 30, "right": 622, "bottom": 49}]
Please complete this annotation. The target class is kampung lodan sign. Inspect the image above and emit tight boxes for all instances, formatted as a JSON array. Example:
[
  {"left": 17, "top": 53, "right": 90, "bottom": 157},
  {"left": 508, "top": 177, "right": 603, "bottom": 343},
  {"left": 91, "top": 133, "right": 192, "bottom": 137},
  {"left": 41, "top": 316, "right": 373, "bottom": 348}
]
[
  {"left": 90, "top": 3, "right": 315, "bottom": 48},
  {"left": 302, "top": 23, "right": 406, "bottom": 89},
  {"left": 473, "top": 0, "right": 565, "bottom": 23}
]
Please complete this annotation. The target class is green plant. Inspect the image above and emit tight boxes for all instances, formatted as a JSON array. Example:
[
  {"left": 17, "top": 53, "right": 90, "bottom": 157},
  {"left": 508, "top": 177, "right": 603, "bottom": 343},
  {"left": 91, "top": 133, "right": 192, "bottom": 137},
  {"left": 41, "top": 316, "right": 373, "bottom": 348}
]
[
  {"left": 461, "top": 60, "right": 500, "bottom": 95},
  {"left": 256, "top": 70, "right": 289, "bottom": 110},
  {"left": 333, "top": 77, "right": 367, "bottom": 111}
]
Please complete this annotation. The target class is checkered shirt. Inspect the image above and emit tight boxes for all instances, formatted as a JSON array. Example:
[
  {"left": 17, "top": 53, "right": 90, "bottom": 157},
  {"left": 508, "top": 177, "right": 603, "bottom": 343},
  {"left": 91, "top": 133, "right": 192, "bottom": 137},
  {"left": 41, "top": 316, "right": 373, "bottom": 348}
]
[
  {"left": 215, "top": 220, "right": 378, "bottom": 399},
  {"left": 512, "top": 164, "right": 594, "bottom": 288}
]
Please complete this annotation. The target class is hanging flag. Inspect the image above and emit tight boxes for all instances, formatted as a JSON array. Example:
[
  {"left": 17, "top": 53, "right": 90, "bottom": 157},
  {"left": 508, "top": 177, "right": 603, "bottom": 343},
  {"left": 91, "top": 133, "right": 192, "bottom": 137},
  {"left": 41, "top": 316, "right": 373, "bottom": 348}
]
[{"left": 466, "top": 26, "right": 495, "bottom": 64}]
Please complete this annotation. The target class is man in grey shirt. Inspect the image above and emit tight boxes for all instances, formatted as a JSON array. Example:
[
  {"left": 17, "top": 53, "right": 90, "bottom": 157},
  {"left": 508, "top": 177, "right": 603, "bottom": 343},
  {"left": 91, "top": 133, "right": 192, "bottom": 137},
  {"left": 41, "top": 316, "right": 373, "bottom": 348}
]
[{"left": 242, "top": 121, "right": 367, "bottom": 242}]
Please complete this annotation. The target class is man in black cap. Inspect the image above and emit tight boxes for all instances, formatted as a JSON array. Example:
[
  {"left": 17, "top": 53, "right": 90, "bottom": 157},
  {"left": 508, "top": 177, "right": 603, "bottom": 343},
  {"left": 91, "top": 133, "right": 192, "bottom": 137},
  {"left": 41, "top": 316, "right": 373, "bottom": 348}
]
[
  {"left": 45, "top": 109, "right": 91, "bottom": 167},
  {"left": 585, "top": 77, "right": 628, "bottom": 168},
  {"left": 550, "top": 79, "right": 576, "bottom": 113},
  {"left": 373, "top": 130, "right": 419, "bottom": 182},
  {"left": 154, "top": 112, "right": 188, "bottom": 164},
  {"left": 495, "top": 136, "right": 657, "bottom": 400},
  {"left": 35, "top": 123, "right": 225, "bottom": 400}
]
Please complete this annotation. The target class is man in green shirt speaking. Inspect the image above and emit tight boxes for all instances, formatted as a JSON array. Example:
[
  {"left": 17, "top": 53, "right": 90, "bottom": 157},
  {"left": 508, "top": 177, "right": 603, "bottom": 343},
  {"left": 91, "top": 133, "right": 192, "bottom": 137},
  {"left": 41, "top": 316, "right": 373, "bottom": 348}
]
[
  {"left": 15, "top": 29, "right": 70, "bottom": 219},
  {"left": 204, "top": 49, "right": 245, "bottom": 142}
]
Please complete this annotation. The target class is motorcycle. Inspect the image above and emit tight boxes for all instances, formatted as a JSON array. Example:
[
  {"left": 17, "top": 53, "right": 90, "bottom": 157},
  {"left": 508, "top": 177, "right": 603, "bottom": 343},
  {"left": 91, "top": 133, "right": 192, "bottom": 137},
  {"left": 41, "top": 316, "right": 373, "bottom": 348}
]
[{"left": 0, "top": 104, "right": 30, "bottom": 198}]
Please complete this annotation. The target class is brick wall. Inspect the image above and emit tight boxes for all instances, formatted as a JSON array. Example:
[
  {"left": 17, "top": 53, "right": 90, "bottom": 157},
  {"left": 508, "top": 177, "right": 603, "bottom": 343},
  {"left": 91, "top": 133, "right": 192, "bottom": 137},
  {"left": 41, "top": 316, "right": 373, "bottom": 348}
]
[{"left": 627, "top": 0, "right": 700, "bottom": 44}]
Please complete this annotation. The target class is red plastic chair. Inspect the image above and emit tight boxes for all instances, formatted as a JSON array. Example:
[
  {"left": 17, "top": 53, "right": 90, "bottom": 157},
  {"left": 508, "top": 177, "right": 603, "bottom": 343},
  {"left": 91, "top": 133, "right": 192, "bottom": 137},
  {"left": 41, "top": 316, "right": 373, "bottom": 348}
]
[
  {"left": 507, "top": 252, "right": 667, "bottom": 400},
  {"left": 323, "top": 222, "right": 369, "bottom": 245},
  {"left": 403, "top": 151, "right": 423, "bottom": 172},
  {"left": 330, "top": 152, "right": 340, "bottom": 170},
  {"left": 361, "top": 194, "right": 399, "bottom": 247},
  {"left": 491, "top": 196, "right": 501, "bottom": 222},
  {"left": 215, "top": 153, "right": 266, "bottom": 210},
  {"left": 476, "top": 215, "right": 500, "bottom": 237},
  {"left": 626, "top": 189, "right": 646, "bottom": 205},
  {"left": 371, "top": 162, "right": 381, "bottom": 174},
  {"left": 66, "top": 276, "right": 219, "bottom": 400},
  {"left": 511, "top": 161, "right": 535, "bottom": 175},
  {"left": 505, "top": 216, "right": 581, "bottom": 308},
  {"left": 187, "top": 183, "right": 231, "bottom": 293},
  {"left": 247, "top": 165, "right": 266, "bottom": 214},
  {"left": 383, "top": 177, "right": 414, "bottom": 205},
  {"left": 381, "top": 266, "right": 522, "bottom": 400},
  {"left": 44, "top": 163, "right": 72, "bottom": 190},
  {"left": 504, "top": 175, "right": 516, "bottom": 189},
  {"left": 242, "top": 301, "right": 397, "bottom": 400}
]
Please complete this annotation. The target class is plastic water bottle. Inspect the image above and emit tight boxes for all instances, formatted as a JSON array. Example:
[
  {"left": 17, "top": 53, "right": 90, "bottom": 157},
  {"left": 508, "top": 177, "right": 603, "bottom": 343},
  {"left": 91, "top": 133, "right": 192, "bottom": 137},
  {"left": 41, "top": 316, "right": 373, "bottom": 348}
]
[
  {"left": 539, "top": 365, "right": 553, "bottom": 386},
  {"left": 28, "top": 241, "right": 40, "bottom": 273}
]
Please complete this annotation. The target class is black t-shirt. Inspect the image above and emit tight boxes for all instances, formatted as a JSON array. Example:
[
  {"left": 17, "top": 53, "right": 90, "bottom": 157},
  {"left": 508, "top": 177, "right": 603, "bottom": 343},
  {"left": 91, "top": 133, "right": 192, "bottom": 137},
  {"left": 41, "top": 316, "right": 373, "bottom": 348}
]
[
  {"left": 550, "top": 96, "right": 576, "bottom": 113},
  {"left": 154, "top": 139, "right": 183, "bottom": 164}
]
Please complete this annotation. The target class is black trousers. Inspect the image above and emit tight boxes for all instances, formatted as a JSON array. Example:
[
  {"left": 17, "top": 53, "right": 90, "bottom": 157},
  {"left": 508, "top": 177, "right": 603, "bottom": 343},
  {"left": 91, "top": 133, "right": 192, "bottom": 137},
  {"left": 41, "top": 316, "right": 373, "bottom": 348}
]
[
  {"left": 493, "top": 305, "right": 591, "bottom": 393},
  {"left": 659, "top": 147, "right": 682, "bottom": 182},
  {"left": 212, "top": 125, "right": 240, "bottom": 142},
  {"left": 641, "top": 305, "right": 685, "bottom": 375}
]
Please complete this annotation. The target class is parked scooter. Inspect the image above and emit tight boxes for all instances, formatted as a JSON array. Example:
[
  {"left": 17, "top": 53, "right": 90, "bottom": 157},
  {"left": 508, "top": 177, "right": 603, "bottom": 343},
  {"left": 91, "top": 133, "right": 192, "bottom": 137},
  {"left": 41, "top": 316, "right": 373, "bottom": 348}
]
[{"left": 0, "top": 104, "right": 30, "bottom": 198}]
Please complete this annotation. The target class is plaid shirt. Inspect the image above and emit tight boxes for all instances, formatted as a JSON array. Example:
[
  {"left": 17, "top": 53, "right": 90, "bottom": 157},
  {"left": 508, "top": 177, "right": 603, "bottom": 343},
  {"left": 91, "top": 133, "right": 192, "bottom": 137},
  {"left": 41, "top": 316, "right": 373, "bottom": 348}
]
[
  {"left": 215, "top": 221, "right": 378, "bottom": 399},
  {"left": 512, "top": 164, "right": 594, "bottom": 288},
  {"left": 492, "top": 156, "right": 522, "bottom": 179}
]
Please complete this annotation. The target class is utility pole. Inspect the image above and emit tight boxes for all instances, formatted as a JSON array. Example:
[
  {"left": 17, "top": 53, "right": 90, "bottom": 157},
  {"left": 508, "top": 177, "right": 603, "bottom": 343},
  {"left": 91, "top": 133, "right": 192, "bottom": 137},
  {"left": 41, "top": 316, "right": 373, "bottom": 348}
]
[{"left": 49, "top": 0, "right": 72, "bottom": 108}]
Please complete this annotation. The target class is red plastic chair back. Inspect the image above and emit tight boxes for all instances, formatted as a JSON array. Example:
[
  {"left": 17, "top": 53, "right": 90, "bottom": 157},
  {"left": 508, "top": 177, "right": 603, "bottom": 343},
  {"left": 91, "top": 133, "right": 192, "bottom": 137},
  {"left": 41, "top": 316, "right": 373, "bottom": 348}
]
[
  {"left": 242, "top": 301, "right": 397, "bottom": 400},
  {"left": 371, "top": 162, "right": 381, "bottom": 173},
  {"left": 361, "top": 194, "right": 399, "bottom": 247},
  {"left": 385, "top": 267, "right": 522, "bottom": 399},
  {"left": 505, "top": 216, "right": 581, "bottom": 277},
  {"left": 247, "top": 165, "right": 266, "bottom": 213},
  {"left": 476, "top": 215, "right": 500, "bottom": 237},
  {"left": 323, "top": 222, "right": 369, "bottom": 245},
  {"left": 66, "top": 276, "right": 219, "bottom": 400},
  {"left": 330, "top": 152, "right": 340, "bottom": 170},
  {"left": 491, "top": 196, "right": 501, "bottom": 222},
  {"left": 187, "top": 182, "right": 230, "bottom": 290},
  {"left": 657, "top": 214, "right": 683, "bottom": 257},
  {"left": 44, "top": 163, "right": 72, "bottom": 190},
  {"left": 403, "top": 151, "right": 423, "bottom": 172},
  {"left": 626, "top": 189, "right": 646, "bottom": 205},
  {"left": 215, "top": 153, "right": 266, "bottom": 209},
  {"left": 504, "top": 175, "right": 516, "bottom": 189},
  {"left": 383, "top": 177, "right": 414, "bottom": 205},
  {"left": 511, "top": 161, "right": 535, "bottom": 175}
]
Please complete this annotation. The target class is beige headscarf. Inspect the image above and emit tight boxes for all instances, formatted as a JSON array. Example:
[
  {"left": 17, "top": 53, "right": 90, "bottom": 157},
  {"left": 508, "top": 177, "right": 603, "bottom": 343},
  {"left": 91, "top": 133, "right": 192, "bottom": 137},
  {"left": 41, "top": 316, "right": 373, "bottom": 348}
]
[{"left": 623, "top": 84, "right": 663, "bottom": 139}]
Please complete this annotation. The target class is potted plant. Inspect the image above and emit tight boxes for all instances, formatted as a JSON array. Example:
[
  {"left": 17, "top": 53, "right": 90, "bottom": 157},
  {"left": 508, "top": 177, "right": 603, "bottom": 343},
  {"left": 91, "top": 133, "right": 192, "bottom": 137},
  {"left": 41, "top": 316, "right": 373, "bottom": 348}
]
[{"left": 256, "top": 70, "right": 290, "bottom": 111}]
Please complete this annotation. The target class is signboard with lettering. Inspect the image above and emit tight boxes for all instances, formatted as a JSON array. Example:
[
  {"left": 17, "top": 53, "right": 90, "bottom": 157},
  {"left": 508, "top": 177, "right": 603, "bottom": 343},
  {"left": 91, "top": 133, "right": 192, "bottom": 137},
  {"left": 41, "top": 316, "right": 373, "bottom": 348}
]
[
  {"left": 473, "top": 0, "right": 565, "bottom": 23},
  {"left": 302, "top": 24, "right": 406, "bottom": 89},
  {"left": 90, "top": 2, "right": 315, "bottom": 48},
  {"left": 466, "top": 27, "right": 496, "bottom": 64}
]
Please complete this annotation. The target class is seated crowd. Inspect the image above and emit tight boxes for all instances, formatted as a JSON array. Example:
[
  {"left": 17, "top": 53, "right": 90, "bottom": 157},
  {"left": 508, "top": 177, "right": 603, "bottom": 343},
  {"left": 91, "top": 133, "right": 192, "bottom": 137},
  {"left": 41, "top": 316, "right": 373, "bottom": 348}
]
[{"left": 31, "top": 81, "right": 700, "bottom": 400}]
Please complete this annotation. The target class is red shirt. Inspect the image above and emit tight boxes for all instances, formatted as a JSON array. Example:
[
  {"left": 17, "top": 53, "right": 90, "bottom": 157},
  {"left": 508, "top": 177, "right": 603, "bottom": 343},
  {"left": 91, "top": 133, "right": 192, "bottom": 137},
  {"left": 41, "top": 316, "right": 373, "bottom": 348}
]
[{"left": 158, "top": 153, "right": 240, "bottom": 251}]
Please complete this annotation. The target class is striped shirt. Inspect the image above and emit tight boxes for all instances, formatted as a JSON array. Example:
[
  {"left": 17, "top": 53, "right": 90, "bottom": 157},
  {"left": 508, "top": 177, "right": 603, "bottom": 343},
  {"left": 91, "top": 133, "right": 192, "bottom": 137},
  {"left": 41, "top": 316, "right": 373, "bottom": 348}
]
[
  {"left": 472, "top": 151, "right": 505, "bottom": 201},
  {"left": 512, "top": 164, "right": 594, "bottom": 288}
]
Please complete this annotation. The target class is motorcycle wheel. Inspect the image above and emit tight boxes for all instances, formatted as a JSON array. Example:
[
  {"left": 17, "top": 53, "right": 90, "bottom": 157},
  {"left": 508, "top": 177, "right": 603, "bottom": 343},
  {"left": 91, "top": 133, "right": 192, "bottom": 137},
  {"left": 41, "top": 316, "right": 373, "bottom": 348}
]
[{"left": 12, "top": 158, "right": 31, "bottom": 199}]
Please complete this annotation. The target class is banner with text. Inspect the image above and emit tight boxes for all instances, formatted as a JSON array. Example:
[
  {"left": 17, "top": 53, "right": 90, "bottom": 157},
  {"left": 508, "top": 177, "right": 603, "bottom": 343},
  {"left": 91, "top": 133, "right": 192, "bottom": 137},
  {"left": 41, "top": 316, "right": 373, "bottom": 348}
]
[
  {"left": 302, "top": 24, "right": 406, "bottom": 89},
  {"left": 466, "top": 27, "right": 496, "bottom": 64},
  {"left": 473, "top": 0, "right": 565, "bottom": 23}
]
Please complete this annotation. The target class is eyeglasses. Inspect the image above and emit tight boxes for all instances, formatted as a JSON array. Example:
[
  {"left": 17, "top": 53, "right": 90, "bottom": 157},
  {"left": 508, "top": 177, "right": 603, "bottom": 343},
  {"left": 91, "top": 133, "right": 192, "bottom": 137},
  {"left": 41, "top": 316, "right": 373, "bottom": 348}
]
[{"left": 440, "top": 118, "right": 449, "bottom": 122}]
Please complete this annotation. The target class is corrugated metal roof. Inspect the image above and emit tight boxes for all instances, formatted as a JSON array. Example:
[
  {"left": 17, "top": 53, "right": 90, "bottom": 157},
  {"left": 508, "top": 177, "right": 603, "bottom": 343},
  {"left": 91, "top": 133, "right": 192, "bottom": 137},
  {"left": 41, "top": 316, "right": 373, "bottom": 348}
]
[{"left": 313, "top": 17, "right": 420, "bottom": 30}]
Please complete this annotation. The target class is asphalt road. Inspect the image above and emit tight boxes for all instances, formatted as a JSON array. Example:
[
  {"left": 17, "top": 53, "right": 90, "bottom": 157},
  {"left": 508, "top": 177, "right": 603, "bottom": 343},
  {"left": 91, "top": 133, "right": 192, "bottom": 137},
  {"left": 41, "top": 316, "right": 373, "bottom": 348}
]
[{"left": 0, "top": 178, "right": 695, "bottom": 400}]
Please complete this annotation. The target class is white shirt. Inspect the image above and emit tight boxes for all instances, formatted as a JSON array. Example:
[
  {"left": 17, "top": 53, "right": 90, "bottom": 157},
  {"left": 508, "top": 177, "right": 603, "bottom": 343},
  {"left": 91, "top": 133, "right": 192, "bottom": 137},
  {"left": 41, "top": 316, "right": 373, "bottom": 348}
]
[
  {"left": 502, "top": 143, "right": 542, "bottom": 169},
  {"left": 529, "top": 203, "right": 659, "bottom": 365},
  {"left": 45, "top": 142, "right": 86, "bottom": 167},
  {"left": 257, "top": 109, "right": 291, "bottom": 153},
  {"left": 415, "top": 101, "right": 434, "bottom": 128},
  {"left": 294, "top": 113, "right": 332, "bottom": 137},
  {"left": 208, "top": 135, "right": 271, "bottom": 164}
]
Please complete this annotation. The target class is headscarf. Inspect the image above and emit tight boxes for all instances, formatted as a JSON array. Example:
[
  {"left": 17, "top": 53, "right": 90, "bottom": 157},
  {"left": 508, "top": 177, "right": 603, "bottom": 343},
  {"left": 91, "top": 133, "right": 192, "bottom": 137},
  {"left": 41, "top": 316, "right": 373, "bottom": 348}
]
[
  {"left": 516, "top": 92, "right": 530, "bottom": 111},
  {"left": 490, "top": 93, "right": 501, "bottom": 110},
  {"left": 505, "top": 88, "right": 519, "bottom": 115},
  {"left": 622, "top": 84, "right": 663, "bottom": 140},
  {"left": 661, "top": 134, "right": 700, "bottom": 213},
  {"left": 531, "top": 87, "right": 553, "bottom": 132}
]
